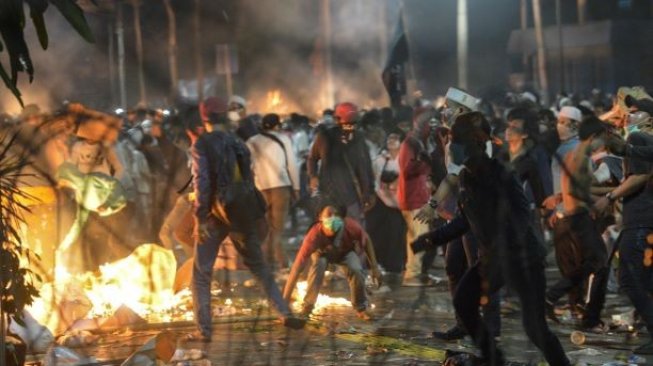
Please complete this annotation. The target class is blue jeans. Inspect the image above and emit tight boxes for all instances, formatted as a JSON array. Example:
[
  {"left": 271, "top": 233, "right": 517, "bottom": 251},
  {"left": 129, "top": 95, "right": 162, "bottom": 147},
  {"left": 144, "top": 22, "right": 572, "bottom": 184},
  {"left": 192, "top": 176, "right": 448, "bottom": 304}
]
[
  {"left": 192, "top": 214, "right": 291, "bottom": 337},
  {"left": 619, "top": 227, "right": 653, "bottom": 337}
]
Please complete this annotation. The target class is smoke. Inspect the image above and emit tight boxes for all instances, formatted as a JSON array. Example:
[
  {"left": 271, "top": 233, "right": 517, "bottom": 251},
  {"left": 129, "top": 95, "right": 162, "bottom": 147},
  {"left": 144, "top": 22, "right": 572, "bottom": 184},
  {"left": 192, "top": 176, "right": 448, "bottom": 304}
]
[
  {"left": 0, "top": 7, "right": 108, "bottom": 115},
  {"left": 236, "top": 0, "right": 392, "bottom": 117}
]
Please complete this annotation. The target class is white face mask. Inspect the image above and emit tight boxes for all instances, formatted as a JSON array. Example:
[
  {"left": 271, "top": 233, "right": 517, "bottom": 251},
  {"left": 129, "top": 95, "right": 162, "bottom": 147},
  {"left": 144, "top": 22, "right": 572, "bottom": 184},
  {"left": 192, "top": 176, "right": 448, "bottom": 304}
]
[{"left": 228, "top": 111, "right": 240, "bottom": 122}]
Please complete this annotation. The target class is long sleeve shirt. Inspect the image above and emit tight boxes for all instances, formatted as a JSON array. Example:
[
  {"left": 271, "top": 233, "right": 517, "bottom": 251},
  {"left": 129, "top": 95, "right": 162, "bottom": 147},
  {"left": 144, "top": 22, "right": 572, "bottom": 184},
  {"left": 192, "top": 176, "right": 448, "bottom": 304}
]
[
  {"left": 397, "top": 135, "right": 431, "bottom": 210},
  {"left": 283, "top": 218, "right": 368, "bottom": 300},
  {"left": 307, "top": 127, "right": 375, "bottom": 206},
  {"left": 191, "top": 130, "right": 252, "bottom": 224}
]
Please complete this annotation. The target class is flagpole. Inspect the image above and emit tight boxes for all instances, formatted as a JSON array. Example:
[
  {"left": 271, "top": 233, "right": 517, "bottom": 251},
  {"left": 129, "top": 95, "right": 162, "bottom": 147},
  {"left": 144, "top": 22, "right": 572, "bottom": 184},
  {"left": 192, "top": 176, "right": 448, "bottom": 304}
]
[{"left": 400, "top": 1, "right": 417, "bottom": 94}]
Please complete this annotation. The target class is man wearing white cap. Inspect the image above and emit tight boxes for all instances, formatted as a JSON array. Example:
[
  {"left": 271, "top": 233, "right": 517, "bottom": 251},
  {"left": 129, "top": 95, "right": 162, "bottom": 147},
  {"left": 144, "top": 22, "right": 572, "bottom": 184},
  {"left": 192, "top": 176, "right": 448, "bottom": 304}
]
[{"left": 228, "top": 95, "right": 259, "bottom": 141}]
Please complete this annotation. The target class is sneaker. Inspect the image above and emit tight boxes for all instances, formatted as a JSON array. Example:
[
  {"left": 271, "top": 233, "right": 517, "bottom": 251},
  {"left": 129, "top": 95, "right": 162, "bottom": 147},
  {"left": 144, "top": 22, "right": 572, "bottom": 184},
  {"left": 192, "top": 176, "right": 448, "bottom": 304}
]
[
  {"left": 634, "top": 340, "right": 653, "bottom": 355},
  {"left": 402, "top": 275, "right": 435, "bottom": 287},
  {"left": 433, "top": 325, "right": 467, "bottom": 341},
  {"left": 545, "top": 301, "right": 560, "bottom": 324},
  {"left": 580, "top": 320, "right": 607, "bottom": 334},
  {"left": 282, "top": 315, "right": 307, "bottom": 330}
]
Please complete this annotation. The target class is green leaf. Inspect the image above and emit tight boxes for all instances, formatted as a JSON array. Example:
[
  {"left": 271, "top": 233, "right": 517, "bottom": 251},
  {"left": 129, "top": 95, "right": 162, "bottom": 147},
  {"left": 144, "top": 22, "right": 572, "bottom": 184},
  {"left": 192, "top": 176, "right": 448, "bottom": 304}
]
[
  {"left": 49, "top": 0, "right": 95, "bottom": 43},
  {"left": 29, "top": 6, "right": 49, "bottom": 49},
  {"left": 0, "top": 60, "right": 23, "bottom": 107}
]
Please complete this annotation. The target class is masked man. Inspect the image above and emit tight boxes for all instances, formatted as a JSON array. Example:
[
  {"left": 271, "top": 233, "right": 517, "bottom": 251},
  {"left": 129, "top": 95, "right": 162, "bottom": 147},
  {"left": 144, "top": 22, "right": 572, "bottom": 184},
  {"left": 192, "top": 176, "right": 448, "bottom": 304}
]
[
  {"left": 411, "top": 112, "right": 570, "bottom": 366},
  {"left": 283, "top": 205, "right": 382, "bottom": 320},
  {"left": 308, "top": 102, "right": 375, "bottom": 223}
]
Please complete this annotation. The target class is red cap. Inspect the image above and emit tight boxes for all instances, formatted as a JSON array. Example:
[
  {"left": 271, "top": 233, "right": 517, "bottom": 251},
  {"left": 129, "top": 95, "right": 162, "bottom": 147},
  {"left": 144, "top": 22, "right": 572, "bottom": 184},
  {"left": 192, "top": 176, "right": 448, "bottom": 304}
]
[
  {"left": 334, "top": 102, "right": 359, "bottom": 124},
  {"left": 199, "top": 97, "right": 228, "bottom": 121}
]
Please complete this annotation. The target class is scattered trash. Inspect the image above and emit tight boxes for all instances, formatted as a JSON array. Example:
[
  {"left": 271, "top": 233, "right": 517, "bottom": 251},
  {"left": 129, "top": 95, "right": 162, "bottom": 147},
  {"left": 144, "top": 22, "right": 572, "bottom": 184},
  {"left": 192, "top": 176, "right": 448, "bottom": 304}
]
[
  {"left": 612, "top": 309, "right": 635, "bottom": 328},
  {"left": 10, "top": 310, "right": 54, "bottom": 353},
  {"left": 175, "top": 360, "right": 211, "bottom": 366},
  {"left": 56, "top": 330, "right": 100, "bottom": 348},
  {"left": 381, "top": 310, "right": 395, "bottom": 321},
  {"left": 120, "top": 331, "right": 177, "bottom": 366},
  {"left": 567, "top": 348, "right": 603, "bottom": 357},
  {"left": 171, "top": 348, "right": 206, "bottom": 362},
  {"left": 366, "top": 345, "right": 389, "bottom": 355},
  {"left": 334, "top": 350, "right": 355, "bottom": 360},
  {"left": 44, "top": 346, "right": 96, "bottom": 366},
  {"left": 570, "top": 331, "right": 586, "bottom": 346}
]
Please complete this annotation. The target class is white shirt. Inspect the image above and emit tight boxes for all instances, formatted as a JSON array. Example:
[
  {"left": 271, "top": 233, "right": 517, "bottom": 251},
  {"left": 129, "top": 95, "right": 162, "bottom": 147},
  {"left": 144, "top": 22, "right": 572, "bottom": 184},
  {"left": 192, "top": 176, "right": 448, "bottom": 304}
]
[{"left": 247, "top": 130, "right": 300, "bottom": 191}]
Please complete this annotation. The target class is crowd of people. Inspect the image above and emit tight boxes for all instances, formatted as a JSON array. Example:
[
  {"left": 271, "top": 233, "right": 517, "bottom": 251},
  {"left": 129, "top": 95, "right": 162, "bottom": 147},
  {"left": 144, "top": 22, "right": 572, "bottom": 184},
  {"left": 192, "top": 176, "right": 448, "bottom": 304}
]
[{"left": 2, "top": 83, "right": 653, "bottom": 364}]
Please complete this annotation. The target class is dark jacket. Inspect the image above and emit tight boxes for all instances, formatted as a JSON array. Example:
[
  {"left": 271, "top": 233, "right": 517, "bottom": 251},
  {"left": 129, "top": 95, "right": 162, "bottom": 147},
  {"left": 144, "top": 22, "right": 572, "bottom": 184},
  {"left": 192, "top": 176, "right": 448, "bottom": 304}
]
[
  {"left": 307, "top": 126, "right": 375, "bottom": 206},
  {"left": 191, "top": 130, "right": 253, "bottom": 224},
  {"left": 423, "top": 156, "right": 546, "bottom": 291}
]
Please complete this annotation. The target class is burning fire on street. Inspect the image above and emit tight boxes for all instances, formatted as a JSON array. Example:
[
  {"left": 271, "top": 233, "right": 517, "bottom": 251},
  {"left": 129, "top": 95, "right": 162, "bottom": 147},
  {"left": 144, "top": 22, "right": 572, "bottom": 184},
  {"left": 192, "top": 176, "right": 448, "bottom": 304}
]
[{"left": 25, "top": 243, "right": 353, "bottom": 339}]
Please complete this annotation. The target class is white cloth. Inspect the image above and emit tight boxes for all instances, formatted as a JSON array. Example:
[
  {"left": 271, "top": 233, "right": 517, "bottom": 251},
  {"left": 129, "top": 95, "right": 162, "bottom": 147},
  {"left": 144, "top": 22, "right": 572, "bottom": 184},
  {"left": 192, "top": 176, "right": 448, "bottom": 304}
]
[
  {"left": 373, "top": 152, "right": 400, "bottom": 208},
  {"left": 247, "top": 131, "right": 300, "bottom": 191},
  {"left": 291, "top": 130, "right": 310, "bottom": 165}
]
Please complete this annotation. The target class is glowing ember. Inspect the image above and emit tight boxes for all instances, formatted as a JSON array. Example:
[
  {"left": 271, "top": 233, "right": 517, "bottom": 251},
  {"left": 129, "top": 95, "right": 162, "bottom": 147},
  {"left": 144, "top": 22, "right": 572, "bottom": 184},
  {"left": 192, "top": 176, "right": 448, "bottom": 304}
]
[{"left": 292, "top": 280, "right": 351, "bottom": 313}]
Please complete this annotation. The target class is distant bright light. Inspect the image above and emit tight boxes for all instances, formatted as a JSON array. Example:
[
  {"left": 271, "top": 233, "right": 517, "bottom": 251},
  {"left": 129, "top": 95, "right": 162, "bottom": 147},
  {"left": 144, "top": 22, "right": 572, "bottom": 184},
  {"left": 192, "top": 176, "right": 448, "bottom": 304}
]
[
  {"left": 162, "top": 109, "right": 171, "bottom": 116},
  {"left": 115, "top": 108, "right": 125, "bottom": 115}
]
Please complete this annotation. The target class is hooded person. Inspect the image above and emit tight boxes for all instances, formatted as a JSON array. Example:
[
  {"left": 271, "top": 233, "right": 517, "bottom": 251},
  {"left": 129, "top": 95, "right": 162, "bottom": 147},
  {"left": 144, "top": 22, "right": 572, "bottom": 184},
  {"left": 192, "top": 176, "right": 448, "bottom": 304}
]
[
  {"left": 227, "top": 95, "right": 259, "bottom": 141},
  {"left": 411, "top": 112, "right": 571, "bottom": 366}
]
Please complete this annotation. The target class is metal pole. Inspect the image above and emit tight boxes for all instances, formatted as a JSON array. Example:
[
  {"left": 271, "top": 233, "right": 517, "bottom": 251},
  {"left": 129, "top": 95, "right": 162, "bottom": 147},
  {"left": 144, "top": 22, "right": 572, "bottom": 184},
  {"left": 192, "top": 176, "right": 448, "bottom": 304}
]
[
  {"left": 532, "top": 0, "right": 549, "bottom": 105},
  {"left": 132, "top": 0, "right": 147, "bottom": 104},
  {"left": 378, "top": 0, "right": 388, "bottom": 68},
  {"left": 321, "top": 0, "right": 334, "bottom": 108},
  {"left": 457, "top": 0, "right": 469, "bottom": 90},
  {"left": 556, "top": 0, "right": 565, "bottom": 93},
  {"left": 194, "top": 0, "right": 204, "bottom": 102},
  {"left": 224, "top": 47, "right": 233, "bottom": 98},
  {"left": 108, "top": 22, "right": 116, "bottom": 107},
  {"left": 163, "top": 0, "right": 179, "bottom": 101},
  {"left": 577, "top": 0, "right": 587, "bottom": 24},
  {"left": 520, "top": 0, "right": 529, "bottom": 76},
  {"left": 116, "top": 3, "right": 127, "bottom": 108}
]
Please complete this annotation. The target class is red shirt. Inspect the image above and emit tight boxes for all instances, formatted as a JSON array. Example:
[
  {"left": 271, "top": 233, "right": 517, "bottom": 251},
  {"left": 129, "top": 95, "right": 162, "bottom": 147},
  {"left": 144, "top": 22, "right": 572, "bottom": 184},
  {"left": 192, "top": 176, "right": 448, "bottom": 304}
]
[
  {"left": 294, "top": 218, "right": 367, "bottom": 267},
  {"left": 397, "top": 135, "right": 431, "bottom": 210}
]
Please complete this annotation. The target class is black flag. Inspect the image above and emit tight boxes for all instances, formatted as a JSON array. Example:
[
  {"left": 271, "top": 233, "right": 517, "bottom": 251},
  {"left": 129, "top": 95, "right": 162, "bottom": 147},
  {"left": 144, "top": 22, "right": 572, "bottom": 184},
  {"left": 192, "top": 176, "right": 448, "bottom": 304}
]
[{"left": 382, "top": 10, "right": 410, "bottom": 108}]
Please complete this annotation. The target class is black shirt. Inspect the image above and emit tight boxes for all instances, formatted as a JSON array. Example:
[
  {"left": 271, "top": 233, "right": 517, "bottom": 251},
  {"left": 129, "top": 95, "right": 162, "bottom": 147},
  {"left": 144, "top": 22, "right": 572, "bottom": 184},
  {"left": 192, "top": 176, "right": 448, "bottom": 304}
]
[{"left": 622, "top": 132, "right": 653, "bottom": 229}]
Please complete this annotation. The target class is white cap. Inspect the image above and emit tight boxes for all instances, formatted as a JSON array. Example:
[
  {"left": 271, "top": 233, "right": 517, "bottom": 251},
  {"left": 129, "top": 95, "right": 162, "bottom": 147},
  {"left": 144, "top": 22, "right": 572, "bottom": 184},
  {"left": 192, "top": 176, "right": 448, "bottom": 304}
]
[
  {"left": 559, "top": 106, "right": 582, "bottom": 122},
  {"left": 520, "top": 91, "right": 537, "bottom": 104},
  {"left": 229, "top": 95, "right": 247, "bottom": 108},
  {"left": 445, "top": 87, "right": 480, "bottom": 111}
]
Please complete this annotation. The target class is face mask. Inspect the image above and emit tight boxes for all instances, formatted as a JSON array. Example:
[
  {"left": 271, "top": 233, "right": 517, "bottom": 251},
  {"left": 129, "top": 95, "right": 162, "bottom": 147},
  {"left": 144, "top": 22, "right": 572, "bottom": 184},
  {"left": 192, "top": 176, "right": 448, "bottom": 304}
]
[
  {"left": 449, "top": 143, "right": 467, "bottom": 165},
  {"left": 228, "top": 111, "right": 240, "bottom": 122},
  {"left": 626, "top": 124, "right": 641, "bottom": 137},
  {"left": 538, "top": 124, "right": 548, "bottom": 134},
  {"left": 321, "top": 216, "right": 344, "bottom": 236}
]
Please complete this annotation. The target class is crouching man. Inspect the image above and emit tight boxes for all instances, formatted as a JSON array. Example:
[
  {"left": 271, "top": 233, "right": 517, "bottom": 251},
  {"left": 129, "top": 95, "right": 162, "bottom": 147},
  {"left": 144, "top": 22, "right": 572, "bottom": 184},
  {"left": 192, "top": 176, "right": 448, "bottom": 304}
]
[{"left": 283, "top": 205, "right": 382, "bottom": 320}]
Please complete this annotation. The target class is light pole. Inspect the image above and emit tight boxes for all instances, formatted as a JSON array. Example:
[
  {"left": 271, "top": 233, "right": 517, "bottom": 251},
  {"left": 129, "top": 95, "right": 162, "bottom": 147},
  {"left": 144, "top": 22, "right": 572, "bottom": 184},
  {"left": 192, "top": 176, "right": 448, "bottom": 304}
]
[{"left": 457, "top": 0, "right": 469, "bottom": 90}]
